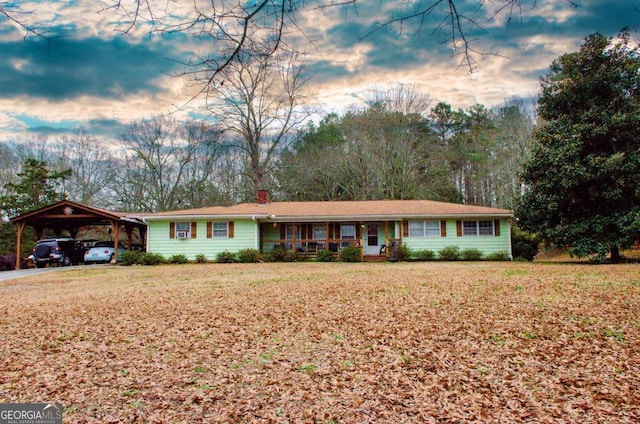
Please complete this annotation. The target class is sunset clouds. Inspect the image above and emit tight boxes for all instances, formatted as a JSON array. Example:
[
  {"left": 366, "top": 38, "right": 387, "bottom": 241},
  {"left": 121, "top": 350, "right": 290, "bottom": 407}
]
[{"left": 0, "top": 0, "right": 634, "bottom": 142}]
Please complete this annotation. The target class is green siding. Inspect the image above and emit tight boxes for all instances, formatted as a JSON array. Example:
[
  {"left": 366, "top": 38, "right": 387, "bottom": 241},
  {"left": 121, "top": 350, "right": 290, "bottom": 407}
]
[
  {"left": 262, "top": 223, "right": 280, "bottom": 241},
  {"left": 402, "top": 219, "right": 511, "bottom": 258},
  {"left": 147, "top": 219, "right": 257, "bottom": 261},
  {"left": 147, "top": 218, "right": 511, "bottom": 260}
]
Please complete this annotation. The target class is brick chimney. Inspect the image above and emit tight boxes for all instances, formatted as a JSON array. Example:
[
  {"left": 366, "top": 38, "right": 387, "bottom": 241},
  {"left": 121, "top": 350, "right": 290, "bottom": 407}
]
[{"left": 256, "top": 190, "right": 269, "bottom": 205}]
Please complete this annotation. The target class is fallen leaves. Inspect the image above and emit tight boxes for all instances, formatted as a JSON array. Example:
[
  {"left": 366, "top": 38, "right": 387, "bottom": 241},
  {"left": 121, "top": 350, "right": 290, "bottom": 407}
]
[{"left": 0, "top": 262, "right": 639, "bottom": 422}]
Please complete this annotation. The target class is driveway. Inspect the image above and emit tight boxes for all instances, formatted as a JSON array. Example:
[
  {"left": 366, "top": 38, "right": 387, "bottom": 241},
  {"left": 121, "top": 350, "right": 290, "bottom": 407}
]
[{"left": 0, "top": 265, "right": 104, "bottom": 282}]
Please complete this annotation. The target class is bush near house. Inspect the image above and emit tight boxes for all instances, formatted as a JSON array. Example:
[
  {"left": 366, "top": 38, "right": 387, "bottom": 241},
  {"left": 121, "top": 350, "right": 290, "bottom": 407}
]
[
  {"left": 139, "top": 253, "right": 166, "bottom": 265},
  {"left": 339, "top": 246, "right": 361, "bottom": 262},
  {"left": 195, "top": 254, "right": 208, "bottom": 264},
  {"left": 316, "top": 249, "right": 336, "bottom": 262},
  {"left": 389, "top": 243, "right": 411, "bottom": 261},
  {"left": 120, "top": 251, "right": 166, "bottom": 266},
  {"left": 236, "top": 248, "right": 263, "bottom": 263},
  {"left": 216, "top": 251, "right": 237, "bottom": 263},
  {"left": 168, "top": 254, "right": 189, "bottom": 264},
  {"left": 486, "top": 251, "right": 511, "bottom": 261},
  {"left": 438, "top": 245, "right": 461, "bottom": 261},
  {"left": 120, "top": 250, "right": 143, "bottom": 266},
  {"left": 462, "top": 248, "right": 484, "bottom": 261},
  {"left": 265, "top": 247, "right": 298, "bottom": 262},
  {"left": 414, "top": 249, "right": 436, "bottom": 261},
  {"left": 511, "top": 227, "right": 540, "bottom": 261}
]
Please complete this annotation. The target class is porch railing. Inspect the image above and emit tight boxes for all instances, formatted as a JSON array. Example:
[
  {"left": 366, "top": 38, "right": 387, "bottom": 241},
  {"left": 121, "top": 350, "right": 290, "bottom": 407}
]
[
  {"left": 262, "top": 239, "right": 360, "bottom": 255},
  {"left": 262, "top": 238, "right": 402, "bottom": 257}
]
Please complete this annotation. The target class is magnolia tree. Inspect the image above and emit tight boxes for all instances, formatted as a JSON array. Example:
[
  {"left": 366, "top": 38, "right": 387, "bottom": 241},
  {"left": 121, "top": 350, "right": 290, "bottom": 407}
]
[{"left": 515, "top": 32, "right": 640, "bottom": 262}]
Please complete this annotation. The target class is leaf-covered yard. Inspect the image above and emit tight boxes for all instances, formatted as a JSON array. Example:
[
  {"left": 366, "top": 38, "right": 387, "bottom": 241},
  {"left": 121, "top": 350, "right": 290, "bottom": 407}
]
[{"left": 1, "top": 262, "right": 639, "bottom": 423}]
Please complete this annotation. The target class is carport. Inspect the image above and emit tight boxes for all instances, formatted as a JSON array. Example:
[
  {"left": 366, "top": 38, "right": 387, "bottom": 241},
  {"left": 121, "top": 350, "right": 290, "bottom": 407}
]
[{"left": 10, "top": 200, "right": 147, "bottom": 269}]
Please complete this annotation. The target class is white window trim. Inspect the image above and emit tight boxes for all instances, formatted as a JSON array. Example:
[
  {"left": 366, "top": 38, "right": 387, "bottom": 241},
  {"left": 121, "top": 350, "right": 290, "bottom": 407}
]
[
  {"left": 462, "top": 220, "right": 494, "bottom": 237},
  {"left": 176, "top": 222, "right": 191, "bottom": 239},
  {"left": 340, "top": 224, "right": 356, "bottom": 240},
  {"left": 212, "top": 221, "right": 229, "bottom": 238},
  {"left": 409, "top": 220, "right": 441, "bottom": 237}
]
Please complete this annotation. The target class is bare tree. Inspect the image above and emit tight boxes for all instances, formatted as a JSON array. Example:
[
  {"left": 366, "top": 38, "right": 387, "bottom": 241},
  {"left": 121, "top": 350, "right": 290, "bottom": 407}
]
[
  {"left": 362, "top": 84, "right": 432, "bottom": 116},
  {"left": 206, "top": 47, "right": 312, "bottom": 199},
  {"left": 48, "top": 132, "right": 117, "bottom": 207},
  {"left": 115, "top": 116, "right": 223, "bottom": 212}
]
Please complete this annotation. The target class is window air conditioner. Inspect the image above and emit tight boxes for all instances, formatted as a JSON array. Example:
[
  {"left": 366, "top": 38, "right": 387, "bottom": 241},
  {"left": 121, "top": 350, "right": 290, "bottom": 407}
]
[{"left": 176, "top": 230, "right": 189, "bottom": 239}]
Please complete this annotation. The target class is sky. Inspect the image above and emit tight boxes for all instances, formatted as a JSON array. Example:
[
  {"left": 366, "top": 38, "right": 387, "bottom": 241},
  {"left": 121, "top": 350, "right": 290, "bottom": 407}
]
[{"left": 0, "top": 0, "right": 636, "bottom": 144}]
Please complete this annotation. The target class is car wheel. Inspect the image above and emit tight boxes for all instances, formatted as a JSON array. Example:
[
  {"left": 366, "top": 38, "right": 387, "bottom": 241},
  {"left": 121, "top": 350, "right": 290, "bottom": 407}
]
[
  {"left": 62, "top": 256, "right": 71, "bottom": 266},
  {"left": 36, "top": 262, "right": 46, "bottom": 269}
]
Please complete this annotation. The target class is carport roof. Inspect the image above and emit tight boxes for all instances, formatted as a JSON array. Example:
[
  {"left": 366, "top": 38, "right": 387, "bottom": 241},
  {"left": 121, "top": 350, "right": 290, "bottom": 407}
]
[{"left": 10, "top": 199, "right": 144, "bottom": 229}]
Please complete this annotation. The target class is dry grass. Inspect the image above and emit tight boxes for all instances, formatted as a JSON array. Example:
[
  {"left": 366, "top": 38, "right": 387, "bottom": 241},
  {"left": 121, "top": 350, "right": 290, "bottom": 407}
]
[{"left": 1, "top": 262, "right": 639, "bottom": 423}]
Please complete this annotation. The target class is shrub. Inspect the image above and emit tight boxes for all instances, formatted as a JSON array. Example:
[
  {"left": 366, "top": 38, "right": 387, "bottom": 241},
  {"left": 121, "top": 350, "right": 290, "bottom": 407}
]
[
  {"left": 195, "top": 254, "right": 208, "bottom": 264},
  {"left": 339, "top": 246, "right": 362, "bottom": 262},
  {"left": 120, "top": 250, "right": 143, "bottom": 266},
  {"left": 315, "top": 249, "right": 336, "bottom": 262},
  {"left": 486, "top": 251, "right": 510, "bottom": 261},
  {"left": 236, "top": 248, "right": 262, "bottom": 263},
  {"left": 389, "top": 243, "right": 411, "bottom": 261},
  {"left": 461, "top": 248, "right": 484, "bottom": 261},
  {"left": 265, "top": 247, "right": 298, "bottom": 262},
  {"left": 414, "top": 249, "right": 436, "bottom": 261},
  {"left": 511, "top": 227, "right": 540, "bottom": 261},
  {"left": 216, "top": 251, "right": 237, "bottom": 263},
  {"left": 140, "top": 252, "right": 166, "bottom": 265},
  {"left": 438, "top": 245, "right": 460, "bottom": 261},
  {"left": 168, "top": 254, "right": 189, "bottom": 264}
]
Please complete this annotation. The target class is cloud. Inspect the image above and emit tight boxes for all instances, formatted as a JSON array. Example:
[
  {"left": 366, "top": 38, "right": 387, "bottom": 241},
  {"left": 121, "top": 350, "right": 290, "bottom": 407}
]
[
  {"left": 0, "top": 36, "right": 183, "bottom": 99},
  {"left": 0, "top": 0, "right": 637, "bottom": 145}
]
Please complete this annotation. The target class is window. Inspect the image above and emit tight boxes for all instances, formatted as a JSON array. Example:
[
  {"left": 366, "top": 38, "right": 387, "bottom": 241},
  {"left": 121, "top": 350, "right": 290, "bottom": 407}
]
[
  {"left": 313, "top": 224, "right": 327, "bottom": 240},
  {"left": 478, "top": 220, "right": 494, "bottom": 236},
  {"left": 462, "top": 220, "right": 494, "bottom": 236},
  {"left": 409, "top": 220, "right": 440, "bottom": 237},
  {"left": 340, "top": 224, "right": 356, "bottom": 248},
  {"left": 212, "top": 222, "right": 228, "bottom": 238},
  {"left": 207, "top": 221, "right": 234, "bottom": 239},
  {"left": 340, "top": 224, "right": 355, "bottom": 240},
  {"left": 175, "top": 222, "right": 191, "bottom": 239},
  {"left": 285, "top": 224, "right": 302, "bottom": 240}
]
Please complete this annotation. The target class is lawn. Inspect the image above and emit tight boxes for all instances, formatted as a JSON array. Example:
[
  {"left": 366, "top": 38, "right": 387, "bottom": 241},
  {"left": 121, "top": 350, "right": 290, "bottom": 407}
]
[{"left": 1, "top": 262, "right": 639, "bottom": 423}]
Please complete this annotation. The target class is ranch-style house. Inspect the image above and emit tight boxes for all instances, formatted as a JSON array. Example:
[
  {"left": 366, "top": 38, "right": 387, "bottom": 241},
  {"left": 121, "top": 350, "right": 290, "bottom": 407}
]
[{"left": 141, "top": 191, "right": 513, "bottom": 261}]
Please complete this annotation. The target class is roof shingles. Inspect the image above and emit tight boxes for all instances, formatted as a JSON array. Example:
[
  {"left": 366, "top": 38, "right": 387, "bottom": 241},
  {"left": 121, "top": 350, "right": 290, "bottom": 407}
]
[{"left": 140, "top": 200, "right": 512, "bottom": 221}]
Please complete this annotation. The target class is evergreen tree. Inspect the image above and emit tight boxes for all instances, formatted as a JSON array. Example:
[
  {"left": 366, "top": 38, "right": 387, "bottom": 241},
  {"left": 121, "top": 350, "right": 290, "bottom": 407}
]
[
  {"left": 0, "top": 158, "right": 71, "bottom": 218},
  {"left": 515, "top": 32, "right": 640, "bottom": 262}
]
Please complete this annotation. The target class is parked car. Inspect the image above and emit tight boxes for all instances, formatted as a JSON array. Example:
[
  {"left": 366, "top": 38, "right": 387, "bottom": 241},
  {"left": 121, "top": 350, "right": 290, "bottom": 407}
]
[
  {"left": 80, "top": 239, "right": 100, "bottom": 249},
  {"left": 84, "top": 241, "right": 127, "bottom": 264},
  {"left": 33, "top": 238, "right": 86, "bottom": 268}
]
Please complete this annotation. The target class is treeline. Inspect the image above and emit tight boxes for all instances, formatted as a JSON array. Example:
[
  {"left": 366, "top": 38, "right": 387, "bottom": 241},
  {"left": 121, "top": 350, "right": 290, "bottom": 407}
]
[{"left": 0, "top": 97, "right": 535, "bottom": 215}]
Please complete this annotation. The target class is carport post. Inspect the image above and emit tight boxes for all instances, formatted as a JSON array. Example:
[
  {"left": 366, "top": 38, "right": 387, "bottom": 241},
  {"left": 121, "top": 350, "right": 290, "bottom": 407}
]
[
  {"left": 111, "top": 220, "right": 120, "bottom": 263},
  {"left": 15, "top": 221, "right": 25, "bottom": 269}
]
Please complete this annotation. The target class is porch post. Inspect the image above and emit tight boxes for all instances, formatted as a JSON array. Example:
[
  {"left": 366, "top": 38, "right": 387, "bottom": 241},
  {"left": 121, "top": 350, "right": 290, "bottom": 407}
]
[
  {"left": 325, "top": 221, "right": 329, "bottom": 250},
  {"left": 15, "top": 221, "right": 25, "bottom": 269},
  {"left": 359, "top": 222, "right": 364, "bottom": 261},
  {"left": 384, "top": 221, "right": 389, "bottom": 256},
  {"left": 292, "top": 223, "right": 296, "bottom": 250}
]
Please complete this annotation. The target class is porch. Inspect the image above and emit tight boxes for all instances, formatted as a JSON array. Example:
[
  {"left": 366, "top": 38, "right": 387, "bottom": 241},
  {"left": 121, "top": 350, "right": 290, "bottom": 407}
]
[{"left": 259, "top": 221, "right": 400, "bottom": 261}]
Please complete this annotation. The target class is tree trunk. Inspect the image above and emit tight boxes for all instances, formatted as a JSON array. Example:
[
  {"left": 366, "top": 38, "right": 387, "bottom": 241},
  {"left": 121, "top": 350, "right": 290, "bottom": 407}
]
[{"left": 610, "top": 246, "right": 621, "bottom": 263}]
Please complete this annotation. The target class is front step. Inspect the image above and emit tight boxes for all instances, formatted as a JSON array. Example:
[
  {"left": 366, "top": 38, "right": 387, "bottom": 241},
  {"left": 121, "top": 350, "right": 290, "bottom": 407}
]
[{"left": 363, "top": 255, "right": 387, "bottom": 262}]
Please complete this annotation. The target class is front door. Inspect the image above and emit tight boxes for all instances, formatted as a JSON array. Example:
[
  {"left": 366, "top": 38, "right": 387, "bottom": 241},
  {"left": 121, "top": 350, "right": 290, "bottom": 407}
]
[{"left": 365, "top": 224, "right": 380, "bottom": 255}]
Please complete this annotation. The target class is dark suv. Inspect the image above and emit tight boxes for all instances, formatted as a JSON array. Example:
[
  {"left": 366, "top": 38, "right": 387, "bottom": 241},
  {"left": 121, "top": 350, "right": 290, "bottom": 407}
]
[{"left": 33, "top": 238, "right": 85, "bottom": 268}]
